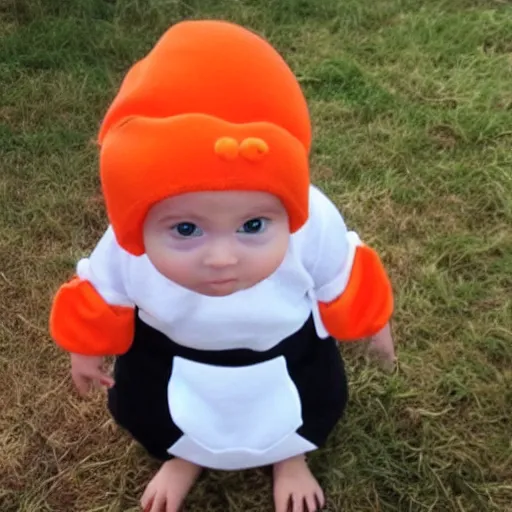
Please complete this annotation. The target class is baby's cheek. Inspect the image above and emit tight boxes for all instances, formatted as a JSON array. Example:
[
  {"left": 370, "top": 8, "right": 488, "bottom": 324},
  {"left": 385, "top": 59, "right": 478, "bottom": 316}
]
[
  {"left": 247, "top": 239, "right": 288, "bottom": 282},
  {"left": 163, "top": 255, "right": 196, "bottom": 284},
  {"left": 146, "top": 245, "right": 191, "bottom": 283}
]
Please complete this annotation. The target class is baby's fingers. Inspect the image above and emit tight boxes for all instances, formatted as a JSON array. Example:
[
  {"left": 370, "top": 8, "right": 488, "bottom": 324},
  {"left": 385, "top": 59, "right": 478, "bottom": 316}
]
[
  {"left": 368, "top": 346, "right": 396, "bottom": 372},
  {"left": 274, "top": 492, "right": 291, "bottom": 512},
  {"left": 72, "top": 371, "right": 114, "bottom": 396},
  {"left": 96, "top": 371, "right": 115, "bottom": 389},
  {"left": 71, "top": 372, "right": 92, "bottom": 396}
]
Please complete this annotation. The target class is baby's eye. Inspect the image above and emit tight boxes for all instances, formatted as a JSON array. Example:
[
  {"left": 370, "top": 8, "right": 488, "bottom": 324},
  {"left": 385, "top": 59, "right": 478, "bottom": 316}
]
[
  {"left": 238, "top": 218, "right": 268, "bottom": 234},
  {"left": 172, "top": 222, "right": 203, "bottom": 237}
]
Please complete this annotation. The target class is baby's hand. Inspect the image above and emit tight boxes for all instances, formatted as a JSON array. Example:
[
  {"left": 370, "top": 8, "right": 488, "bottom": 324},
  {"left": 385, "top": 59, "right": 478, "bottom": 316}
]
[
  {"left": 70, "top": 353, "right": 114, "bottom": 396},
  {"left": 367, "top": 322, "right": 396, "bottom": 373}
]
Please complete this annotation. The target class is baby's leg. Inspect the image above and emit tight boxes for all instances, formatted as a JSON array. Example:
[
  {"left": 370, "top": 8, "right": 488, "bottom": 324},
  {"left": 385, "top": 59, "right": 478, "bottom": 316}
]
[
  {"left": 273, "top": 454, "right": 325, "bottom": 512},
  {"left": 141, "top": 457, "right": 202, "bottom": 512}
]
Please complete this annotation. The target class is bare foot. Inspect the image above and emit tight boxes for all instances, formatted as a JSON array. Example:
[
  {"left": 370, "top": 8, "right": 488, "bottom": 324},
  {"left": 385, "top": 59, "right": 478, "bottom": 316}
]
[
  {"left": 140, "top": 458, "right": 202, "bottom": 512},
  {"left": 273, "top": 455, "right": 325, "bottom": 512}
]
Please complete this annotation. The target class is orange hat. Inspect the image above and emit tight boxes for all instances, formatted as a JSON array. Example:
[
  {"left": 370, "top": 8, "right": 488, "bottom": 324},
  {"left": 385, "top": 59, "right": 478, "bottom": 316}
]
[{"left": 98, "top": 20, "right": 311, "bottom": 256}]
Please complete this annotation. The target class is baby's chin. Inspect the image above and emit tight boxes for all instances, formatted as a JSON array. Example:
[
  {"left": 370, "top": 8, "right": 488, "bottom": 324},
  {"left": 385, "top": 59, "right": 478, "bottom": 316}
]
[
  {"left": 170, "top": 274, "right": 270, "bottom": 297},
  {"left": 194, "top": 281, "right": 244, "bottom": 297},
  {"left": 186, "top": 279, "right": 261, "bottom": 297}
]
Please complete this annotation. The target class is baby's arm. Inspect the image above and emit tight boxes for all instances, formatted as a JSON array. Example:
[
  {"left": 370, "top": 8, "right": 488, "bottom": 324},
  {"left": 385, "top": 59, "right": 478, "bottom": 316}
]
[
  {"left": 304, "top": 187, "right": 393, "bottom": 341},
  {"left": 50, "top": 226, "right": 135, "bottom": 356}
]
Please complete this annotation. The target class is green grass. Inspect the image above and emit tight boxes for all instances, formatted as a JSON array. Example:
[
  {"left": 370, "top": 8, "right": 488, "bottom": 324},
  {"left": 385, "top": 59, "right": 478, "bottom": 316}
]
[{"left": 1, "top": 0, "right": 511, "bottom": 510}]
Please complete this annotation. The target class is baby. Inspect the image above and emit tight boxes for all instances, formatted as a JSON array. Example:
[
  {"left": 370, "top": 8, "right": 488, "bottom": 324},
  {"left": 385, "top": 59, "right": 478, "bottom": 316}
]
[{"left": 50, "top": 20, "right": 395, "bottom": 512}]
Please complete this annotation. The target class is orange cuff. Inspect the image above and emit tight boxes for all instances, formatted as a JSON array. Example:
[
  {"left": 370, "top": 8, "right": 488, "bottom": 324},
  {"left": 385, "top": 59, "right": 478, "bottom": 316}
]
[
  {"left": 318, "top": 244, "right": 393, "bottom": 341},
  {"left": 50, "top": 277, "right": 135, "bottom": 356}
]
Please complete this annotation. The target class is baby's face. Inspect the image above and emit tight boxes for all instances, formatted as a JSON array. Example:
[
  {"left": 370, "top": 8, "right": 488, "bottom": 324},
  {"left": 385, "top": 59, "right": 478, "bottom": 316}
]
[{"left": 143, "top": 190, "right": 290, "bottom": 296}]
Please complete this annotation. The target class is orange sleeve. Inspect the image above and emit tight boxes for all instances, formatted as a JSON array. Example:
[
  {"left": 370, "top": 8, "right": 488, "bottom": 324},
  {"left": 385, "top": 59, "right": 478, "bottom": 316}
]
[
  {"left": 318, "top": 244, "right": 393, "bottom": 341},
  {"left": 50, "top": 276, "right": 135, "bottom": 356}
]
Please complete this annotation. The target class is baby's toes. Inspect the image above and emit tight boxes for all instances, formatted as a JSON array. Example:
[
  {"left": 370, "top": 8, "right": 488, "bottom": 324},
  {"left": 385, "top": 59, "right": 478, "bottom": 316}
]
[
  {"left": 273, "top": 488, "right": 292, "bottom": 512},
  {"left": 314, "top": 486, "right": 325, "bottom": 509},
  {"left": 303, "top": 494, "right": 317, "bottom": 511},
  {"left": 140, "top": 490, "right": 162, "bottom": 512},
  {"left": 140, "top": 486, "right": 153, "bottom": 511},
  {"left": 289, "top": 494, "right": 303, "bottom": 512},
  {"left": 304, "top": 485, "right": 325, "bottom": 511},
  {"left": 140, "top": 495, "right": 153, "bottom": 512}
]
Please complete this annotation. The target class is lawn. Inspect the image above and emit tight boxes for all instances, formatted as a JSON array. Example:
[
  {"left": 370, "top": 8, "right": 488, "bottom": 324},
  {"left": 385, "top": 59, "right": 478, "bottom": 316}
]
[{"left": 1, "top": 0, "right": 511, "bottom": 511}]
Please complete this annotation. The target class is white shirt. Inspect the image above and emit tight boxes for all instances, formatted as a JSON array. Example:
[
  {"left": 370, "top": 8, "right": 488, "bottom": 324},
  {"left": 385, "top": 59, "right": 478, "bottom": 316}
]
[{"left": 76, "top": 185, "right": 361, "bottom": 351}]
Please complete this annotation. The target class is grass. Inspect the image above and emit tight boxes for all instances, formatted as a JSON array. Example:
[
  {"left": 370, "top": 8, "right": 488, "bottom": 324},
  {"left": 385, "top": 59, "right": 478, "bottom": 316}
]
[{"left": 1, "top": 0, "right": 511, "bottom": 510}]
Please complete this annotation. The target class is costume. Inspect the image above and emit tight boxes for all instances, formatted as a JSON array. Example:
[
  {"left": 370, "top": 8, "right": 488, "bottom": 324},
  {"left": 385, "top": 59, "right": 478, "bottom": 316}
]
[{"left": 49, "top": 20, "right": 393, "bottom": 470}]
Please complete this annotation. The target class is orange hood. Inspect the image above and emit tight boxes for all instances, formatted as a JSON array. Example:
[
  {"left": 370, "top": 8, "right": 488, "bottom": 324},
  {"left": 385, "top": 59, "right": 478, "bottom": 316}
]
[{"left": 98, "top": 20, "right": 311, "bottom": 255}]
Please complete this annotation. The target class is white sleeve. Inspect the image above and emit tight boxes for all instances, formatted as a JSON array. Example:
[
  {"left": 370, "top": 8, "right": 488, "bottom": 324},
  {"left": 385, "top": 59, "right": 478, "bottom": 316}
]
[
  {"left": 75, "top": 226, "right": 134, "bottom": 307},
  {"left": 300, "top": 186, "right": 362, "bottom": 303}
]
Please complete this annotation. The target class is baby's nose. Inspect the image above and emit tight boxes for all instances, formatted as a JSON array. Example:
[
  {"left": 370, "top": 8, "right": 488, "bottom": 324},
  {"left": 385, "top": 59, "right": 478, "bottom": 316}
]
[{"left": 203, "top": 242, "right": 238, "bottom": 268}]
